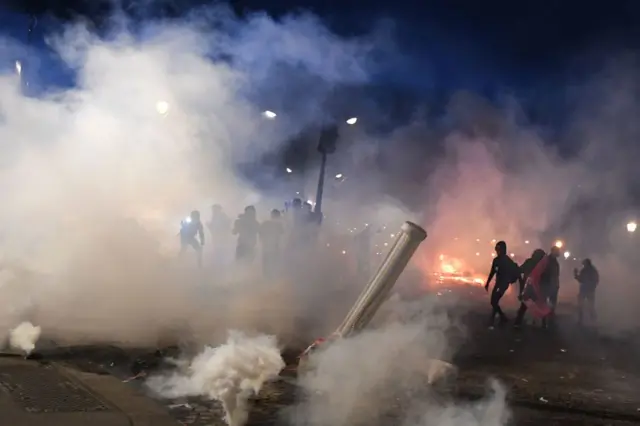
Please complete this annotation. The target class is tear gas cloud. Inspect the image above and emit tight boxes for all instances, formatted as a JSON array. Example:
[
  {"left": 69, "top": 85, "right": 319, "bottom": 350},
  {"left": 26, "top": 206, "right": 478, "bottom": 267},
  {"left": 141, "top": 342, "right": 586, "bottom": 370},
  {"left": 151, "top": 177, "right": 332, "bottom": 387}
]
[{"left": 0, "top": 0, "right": 639, "bottom": 350}]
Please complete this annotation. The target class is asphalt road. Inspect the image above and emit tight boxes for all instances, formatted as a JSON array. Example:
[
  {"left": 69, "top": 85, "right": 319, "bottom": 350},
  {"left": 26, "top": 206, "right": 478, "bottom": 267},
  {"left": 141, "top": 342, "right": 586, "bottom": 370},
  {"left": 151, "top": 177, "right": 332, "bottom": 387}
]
[{"left": 24, "top": 287, "right": 640, "bottom": 426}]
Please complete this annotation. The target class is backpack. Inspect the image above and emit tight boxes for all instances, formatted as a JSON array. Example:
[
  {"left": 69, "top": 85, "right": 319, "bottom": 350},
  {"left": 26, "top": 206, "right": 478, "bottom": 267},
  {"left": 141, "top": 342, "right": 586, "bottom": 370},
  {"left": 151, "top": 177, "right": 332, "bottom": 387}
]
[{"left": 506, "top": 257, "right": 521, "bottom": 284}]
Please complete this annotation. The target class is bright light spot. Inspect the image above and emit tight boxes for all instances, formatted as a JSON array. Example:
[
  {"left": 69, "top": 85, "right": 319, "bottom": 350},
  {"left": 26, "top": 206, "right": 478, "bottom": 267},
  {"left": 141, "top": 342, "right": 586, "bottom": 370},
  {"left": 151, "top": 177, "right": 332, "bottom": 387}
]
[
  {"left": 263, "top": 110, "right": 277, "bottom": 119},
  {"left": 335, "top": 173, "right": 343, "bottom": 179},
  {"left": 15, "top": 61, "right": 21, "bottom": 76},
  {"left": 491, "top": 239, "right": 496, "bottom": 243},
  {"left": 475, "top": 252, "right": 480, "bottom": 256},
  {"left": 491, "top": 253, "right": 496, "bottom": 258},
  {"left": 184, "top": 216, "right": 192, "bottom": 224},
  {"left": 525, "top": 240, "right": 530, "bottom": 244},
  {"left": 554, "top": 240, "right": 564, "bottom": 249},
  {"left": 476, "top": 238, "right": 480, "bottom": 242},
  {"left": 341, "top": 250, "right": 347, "bottom": 255},
  {"left": 286, "top": 168, "right": 292, "bottom": 173},
  {"left": 510, "top": 253, "right": 515, "bottom": 257},
  {"left": 346, "top": 117, "right": 357, "bottom": 125},
  {"left": 627, "top": 221, "right": 637, "bottom": 233},
  {"left": 384, "top": 242, "right": 388, "bottom": 247},
  {"left": 390, "top": 234, "right": 395, "bottom": 238},
  {"left": 156, "top": 101, "right": 170, "bottom": 115},
  {"left": 439, "top": 254, "right": 445, "bottom": 261},
  {"left": 563, "top": 251, "right": 570, "bottom": 259},
  {"left": 306, "top": 199, "right": 315, "bottom": 206}
]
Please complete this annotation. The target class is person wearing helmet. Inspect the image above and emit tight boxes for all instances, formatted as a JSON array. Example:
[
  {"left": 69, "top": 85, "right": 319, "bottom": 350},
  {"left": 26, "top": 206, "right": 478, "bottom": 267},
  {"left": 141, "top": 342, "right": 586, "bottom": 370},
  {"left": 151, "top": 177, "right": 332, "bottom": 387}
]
[
  {"left": 180, "top": 210, "right": 205, "bottom": 267},
  {"left": 485, "top": 240, "right": 519, "bottom": 327}
]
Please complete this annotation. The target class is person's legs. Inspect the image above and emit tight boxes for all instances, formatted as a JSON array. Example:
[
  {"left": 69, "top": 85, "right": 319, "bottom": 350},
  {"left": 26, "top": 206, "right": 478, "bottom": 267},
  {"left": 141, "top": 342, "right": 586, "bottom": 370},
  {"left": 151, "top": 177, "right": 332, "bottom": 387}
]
[
  {"left": 490, "top": 285, "right": 508, "bottom": 324},
  {"left": 514, "top": 302, "right": 528, "bottom": 326}
]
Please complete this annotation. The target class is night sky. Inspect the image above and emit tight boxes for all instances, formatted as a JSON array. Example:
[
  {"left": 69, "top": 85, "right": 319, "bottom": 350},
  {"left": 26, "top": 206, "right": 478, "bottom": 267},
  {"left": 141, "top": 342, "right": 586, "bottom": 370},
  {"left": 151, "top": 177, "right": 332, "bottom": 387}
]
[{"left": 2, "top": 0, "right": 639, "bottom": 95}]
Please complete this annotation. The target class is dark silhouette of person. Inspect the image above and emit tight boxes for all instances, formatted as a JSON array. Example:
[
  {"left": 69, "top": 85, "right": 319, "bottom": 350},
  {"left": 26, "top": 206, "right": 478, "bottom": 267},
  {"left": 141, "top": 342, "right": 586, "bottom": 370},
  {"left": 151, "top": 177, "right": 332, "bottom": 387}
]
[
  {"left": 514, "top": 248, "right": 546, "bottom": 327},
  {"left": 259, "top": 209, "right": 285, "bottom": 278},
  {"left": 180, "top": 210, "right": 205, "bottom": 267},
  {"left": 232, "top": 205, "right": 260, "bottom": 263},
  {"left": 485, "top": 241, "right": 519, "bottom": 326},
  {"left": 540, "top": 246, "right": 561, "bottom": 328},
  {"left": 574, "top": 258, "right": 599, "bottom": 324}
]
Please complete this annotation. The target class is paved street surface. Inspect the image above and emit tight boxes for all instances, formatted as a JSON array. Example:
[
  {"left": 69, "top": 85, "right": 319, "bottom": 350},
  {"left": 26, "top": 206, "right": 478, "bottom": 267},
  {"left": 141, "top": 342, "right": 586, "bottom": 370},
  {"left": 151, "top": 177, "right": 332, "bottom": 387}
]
[{"left": 1, "top": 291, "right": 639, "bottom": 426}]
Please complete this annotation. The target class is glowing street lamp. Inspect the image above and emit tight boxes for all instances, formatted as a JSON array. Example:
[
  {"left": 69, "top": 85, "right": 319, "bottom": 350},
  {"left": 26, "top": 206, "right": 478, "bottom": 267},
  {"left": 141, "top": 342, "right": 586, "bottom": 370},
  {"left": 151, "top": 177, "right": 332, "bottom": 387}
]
[
  {"left": 155, "top": 100, "right": 170, "bottom": 115},
  {"left": 563, "top": 251, "right": 570, "bottom": 259},
  {"left": 346, "top": 117, "right": 358, "bottom": 125},
  {"left": 627, "top": 221, "right": 637, "bottom": 233},
  {"left": 286, "top": 168, "right": 293, "bottom": 174},
  {"left": 554, "top": 240, "right": 564, "bottom": 249},
  {"left": 263, "top": 110, "right": 277, "bottom": 119},
  {"left": 335, "top": 173, "right": 343, "bottom": 179}
]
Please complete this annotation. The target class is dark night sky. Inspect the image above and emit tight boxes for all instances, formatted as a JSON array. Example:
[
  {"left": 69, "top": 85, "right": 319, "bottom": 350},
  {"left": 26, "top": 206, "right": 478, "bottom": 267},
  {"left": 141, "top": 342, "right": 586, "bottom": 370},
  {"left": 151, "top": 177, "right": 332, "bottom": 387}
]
[{"left": 1, "top": 0, "right": 639, "bottom": 105}]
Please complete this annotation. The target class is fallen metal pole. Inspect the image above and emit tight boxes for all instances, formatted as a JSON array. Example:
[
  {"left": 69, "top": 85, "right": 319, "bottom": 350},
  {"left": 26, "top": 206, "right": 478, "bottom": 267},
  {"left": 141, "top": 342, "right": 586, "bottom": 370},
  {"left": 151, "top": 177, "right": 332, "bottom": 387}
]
[
  {"left": 335, "top": 221, "right": 427, "bottom": 337},
  {"left": 299, "top": 221, "right": 427, "bottom": 360}
]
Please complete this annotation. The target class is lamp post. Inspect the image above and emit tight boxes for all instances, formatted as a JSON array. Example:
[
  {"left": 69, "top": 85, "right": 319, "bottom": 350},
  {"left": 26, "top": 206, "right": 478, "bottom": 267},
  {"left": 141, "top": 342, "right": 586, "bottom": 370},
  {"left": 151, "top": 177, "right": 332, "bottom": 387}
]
[{"left": 313, "top": 117, "right": 357, "bottom": 223}]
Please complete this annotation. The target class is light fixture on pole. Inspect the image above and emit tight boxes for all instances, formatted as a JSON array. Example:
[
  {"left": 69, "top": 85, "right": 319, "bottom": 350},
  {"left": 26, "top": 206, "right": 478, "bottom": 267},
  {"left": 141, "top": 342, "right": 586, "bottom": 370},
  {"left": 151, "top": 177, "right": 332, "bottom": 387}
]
[{"left": 627, "top": 221, "right": 637, "bottom": 233}]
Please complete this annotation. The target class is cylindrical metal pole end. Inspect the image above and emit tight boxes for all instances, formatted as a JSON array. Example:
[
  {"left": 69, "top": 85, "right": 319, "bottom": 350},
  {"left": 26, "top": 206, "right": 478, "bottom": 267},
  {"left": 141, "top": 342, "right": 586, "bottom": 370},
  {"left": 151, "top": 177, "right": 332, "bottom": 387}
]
[{"left": 401, "top": 221, "right": 427, "bottom": 242}]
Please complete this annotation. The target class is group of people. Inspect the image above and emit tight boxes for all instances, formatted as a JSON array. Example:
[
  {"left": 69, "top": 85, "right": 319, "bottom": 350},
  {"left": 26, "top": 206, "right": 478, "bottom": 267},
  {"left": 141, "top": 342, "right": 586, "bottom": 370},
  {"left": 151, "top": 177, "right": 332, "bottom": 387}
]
[
  {"left": 484, "top": 240, "right": 600, "bottom": 329},
  {"left": 178, "top": 198, "right": 317, "bottom": 276}
]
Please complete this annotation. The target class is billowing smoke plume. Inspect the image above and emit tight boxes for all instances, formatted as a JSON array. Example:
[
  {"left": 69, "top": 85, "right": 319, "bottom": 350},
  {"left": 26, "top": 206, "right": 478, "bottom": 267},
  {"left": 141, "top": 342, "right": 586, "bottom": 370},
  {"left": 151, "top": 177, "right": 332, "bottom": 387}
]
[
  {"left": 146, "top": 331, "right": 284, "bottom": 426},
  {"left": 0, "top": 4, "right": 395, "bottom": 346},
  {"left": 9, "top": 321, "right": 42, "bottom": 355}
]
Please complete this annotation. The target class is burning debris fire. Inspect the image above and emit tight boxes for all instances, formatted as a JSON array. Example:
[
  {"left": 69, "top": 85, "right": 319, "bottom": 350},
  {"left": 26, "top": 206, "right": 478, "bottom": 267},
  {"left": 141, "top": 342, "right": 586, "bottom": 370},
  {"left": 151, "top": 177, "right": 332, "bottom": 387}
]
[{"left": 433, "top": 254, "right": 485, "bottom": 286}]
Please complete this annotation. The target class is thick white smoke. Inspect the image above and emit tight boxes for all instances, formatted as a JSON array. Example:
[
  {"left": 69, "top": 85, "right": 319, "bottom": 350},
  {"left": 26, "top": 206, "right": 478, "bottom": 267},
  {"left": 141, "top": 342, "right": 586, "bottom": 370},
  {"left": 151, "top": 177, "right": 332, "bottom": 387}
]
[
  {"left": 9, "top": 321, "right": 42, "bottom": 355},
  {"left": 146, "top": 331, "right": 284, "bottom": 426}
]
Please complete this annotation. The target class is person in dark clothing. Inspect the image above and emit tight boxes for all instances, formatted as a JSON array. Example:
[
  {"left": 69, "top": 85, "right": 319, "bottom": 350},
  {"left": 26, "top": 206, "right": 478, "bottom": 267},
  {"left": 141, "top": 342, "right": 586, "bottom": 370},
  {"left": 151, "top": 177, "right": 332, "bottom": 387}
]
[
  {"left": 485, "top": 241, "right": 519, "bottom": 326},
  {"left": 514, "top": 249, "right": 546, "bottom": 327},
  {"left": 574, "top": 258, "right": 599, "bottom": 324},
  {"left": 232, "top": 205, "right": 260, "bottom": 263},
  {"left": 540, "top": 246, "right": 561, "bottom": 328},
  {"left": 180, "top": 210, "right": 205, "bottom": 267},
  {"left": 259, "top": 209, "right": 285, "bottom": 278}
]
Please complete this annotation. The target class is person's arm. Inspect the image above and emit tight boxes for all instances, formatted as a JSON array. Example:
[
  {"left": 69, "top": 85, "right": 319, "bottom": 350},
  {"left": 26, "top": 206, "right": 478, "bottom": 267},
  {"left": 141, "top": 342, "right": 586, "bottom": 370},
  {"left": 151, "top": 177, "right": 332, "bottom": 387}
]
[{"left": 485, "top": 259, "right": 497, "bottom": 291}]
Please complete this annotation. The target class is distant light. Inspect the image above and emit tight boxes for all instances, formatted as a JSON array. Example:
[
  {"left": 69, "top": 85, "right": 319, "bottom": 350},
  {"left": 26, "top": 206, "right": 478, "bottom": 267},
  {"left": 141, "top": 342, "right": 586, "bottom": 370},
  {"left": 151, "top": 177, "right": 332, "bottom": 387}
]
[
  {"left": 491, "top": 253, "right": 496, "bottom": 257},
  {"left": 510, "top": 253, "right": 515, "bottom": 257},
  {"left": 390, "top": 234, "right": 395, "bottom": 238},
  {"left": 286, "top": 167, "right": 292, "bottom": 173},
  {"left": 335, "top": 173, "right": 343, "bottom": 179},
  {"left": 341, "top": 250, "right": 347, "bottom": 255},
  {"left": 563, "top": 251, "right": 570, "bottom": 259},
  {"left": 627, "top": 221, "right": 637, "bottom": 233},
  {"left": 346, "top": 117, "right": 357, "bottom": 125},
  {"left": 525, "top": 240, "right": 530, "bottom": 244},
  {"left": 554, "top": 240, "right": 564, "bottom": 249},
  {"left": 476, "top": 238, "right": 480, "bottom": 242},
  {"left": 306, "top": 199, "right": 315, "bottom": 206},
  {"left": 475, "top": 252, "right": 480, "bottom": 256},
  {"left": 491, "top": 239, "right": 496, "bottom": 243},
  {"left": 156, "top": 101, "right": 170, "bottom": 115},
  {"left": 263, "top": 110, "right": 277, "bottom": 119},
  {"left": 15, "top": 61, "right": 21, "bottom": 76}
]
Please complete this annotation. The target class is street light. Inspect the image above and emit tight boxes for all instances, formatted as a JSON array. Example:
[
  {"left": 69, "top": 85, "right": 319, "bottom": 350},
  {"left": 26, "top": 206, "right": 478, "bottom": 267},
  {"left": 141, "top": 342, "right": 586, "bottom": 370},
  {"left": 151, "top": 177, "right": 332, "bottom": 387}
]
[
  {"left": 627, "top": 221, "right": 637, "bottom": 233},
  {"left": 286, "top": 168, "right": 292, "bottom": 174},
  {"left": 346, "top": 117, "right": 358, "bottom": 125},
  {"left": 563, "top": 251, "right": 570, "bottom": 259},
  {"left": 335, "top": 173, "right": 343, "bottom": 179},
  {"left": 554, "top": 240, "right": 564, "bottom": 249},
  {"left": 263, "top": 110, "right": 277, "bottom": 119},
  {"left": 156, "top": 100, "right": 170, "bottom": 115}
]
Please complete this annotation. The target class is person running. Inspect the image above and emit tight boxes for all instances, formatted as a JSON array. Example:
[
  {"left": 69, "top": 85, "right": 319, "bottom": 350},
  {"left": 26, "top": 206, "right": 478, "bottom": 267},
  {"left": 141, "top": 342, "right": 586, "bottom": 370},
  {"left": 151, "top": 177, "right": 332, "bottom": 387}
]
[
  {"left": 485, "top": 241, "right": 521, "bottom": 327},
  {"left": 514, "top": 249, "right": 546, "bottom": 327}
]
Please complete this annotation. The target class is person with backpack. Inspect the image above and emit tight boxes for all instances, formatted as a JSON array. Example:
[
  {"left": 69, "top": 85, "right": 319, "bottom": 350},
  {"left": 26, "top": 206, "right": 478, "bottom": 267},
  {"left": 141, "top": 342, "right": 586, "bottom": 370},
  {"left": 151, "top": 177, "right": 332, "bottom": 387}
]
[
  {"left": 484, "top": 241, "right": 521, "bottom": 327},
  {"left": 514, "top": 248, "right": 547, "bottom": 327}
]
